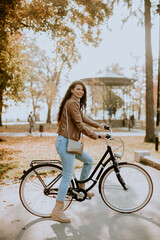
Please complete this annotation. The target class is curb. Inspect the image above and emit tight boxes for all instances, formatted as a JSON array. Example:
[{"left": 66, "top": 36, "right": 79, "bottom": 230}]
[{"left": 140, "top": 156, "right": 160, "bottom": 171}]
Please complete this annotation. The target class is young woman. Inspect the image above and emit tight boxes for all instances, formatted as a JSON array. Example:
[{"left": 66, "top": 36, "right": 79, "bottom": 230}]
[{"left": 51, "top": 80, "right": 106, "bottom": 223}]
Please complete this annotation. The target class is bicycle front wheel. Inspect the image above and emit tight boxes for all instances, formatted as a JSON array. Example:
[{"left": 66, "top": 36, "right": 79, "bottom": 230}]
[
  {"left": 19, "top": 164, "right": 73, "bottom": 218},
  {"left": 99, "top": 162, "right": 153, "bottom": 213}
]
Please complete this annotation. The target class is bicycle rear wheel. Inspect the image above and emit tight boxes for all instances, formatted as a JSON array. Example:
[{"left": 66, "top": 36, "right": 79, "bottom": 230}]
[
  {"left": 99, "top": 162, "right": 153, "bottom": 213},
  {"left": 19, "top": 164, "right": 73, "bottom": 218}
]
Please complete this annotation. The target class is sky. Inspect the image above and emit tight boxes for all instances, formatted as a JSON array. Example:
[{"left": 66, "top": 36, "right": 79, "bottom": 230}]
[
  {"left": 3, "top": 1, "right": 160, "bottom": 122},
  {"left": 34, "top": 1, "right": 159, "bottom": 81}
]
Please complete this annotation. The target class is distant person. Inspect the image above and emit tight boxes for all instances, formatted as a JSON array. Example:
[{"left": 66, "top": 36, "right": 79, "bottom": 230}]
[
  {"left": 112, "top": 106, "right": 117, "bottom": 118},
  {"left": 130, "top": 115, "right": 135, "bottom": 128},
  {"left": 27, "top": 112, "right": 36, "bottom": 134},
  {"left": 122, "top": 112, "right": 127, "bottom": 127},
  {"left": 108, "top": 104, "right": 113, "bottom": 122}
]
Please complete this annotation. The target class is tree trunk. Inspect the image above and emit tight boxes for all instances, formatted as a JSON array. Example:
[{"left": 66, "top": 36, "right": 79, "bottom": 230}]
[
  {"left": 138, "top": 94, "right": 142, "bottom": 120},
  {"left": 144, "top": 0, "right": 155, "bottom": 142},
  {"left": 0, "top": 89, "right": 3, "bottom": 126},
  {"left": 46, "top": 101, "right": 51, "bottom": 123}
]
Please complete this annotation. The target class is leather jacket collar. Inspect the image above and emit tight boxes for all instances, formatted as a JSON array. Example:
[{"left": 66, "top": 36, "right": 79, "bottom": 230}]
[{"left": 70, "top": 94, "right": 80, "bottom": 103}]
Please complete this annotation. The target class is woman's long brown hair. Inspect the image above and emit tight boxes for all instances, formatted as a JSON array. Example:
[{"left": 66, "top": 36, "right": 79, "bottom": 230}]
[{"left": 57, "top": 81, "right": 87, "bottom": 122}]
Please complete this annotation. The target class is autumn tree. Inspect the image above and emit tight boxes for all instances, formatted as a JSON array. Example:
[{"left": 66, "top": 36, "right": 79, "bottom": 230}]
[
  {"left": 0, "top": 0, "right": 112, "bottom": 125},
  {"left": 21, "top": 40, "right": 58, "bottom": 123},
  {"left": 39, "top": 56, "right": 60, "bottom": 123},
  {"left": 0, "top": 0, "right": 26, "bottom": 125},
  {"left": 22, "top": 39, "right": 46, "bottom": 118},
  {"left": 23, "top": 36, "right": 80, "bottom": 123},
  {"left": 0, "top": 34, "right": 27, "bottom": 125}
]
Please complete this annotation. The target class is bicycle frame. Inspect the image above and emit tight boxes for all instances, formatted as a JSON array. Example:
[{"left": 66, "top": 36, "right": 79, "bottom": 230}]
[{"left": 74, "top": 142, "right": 118, "bottom": 192}]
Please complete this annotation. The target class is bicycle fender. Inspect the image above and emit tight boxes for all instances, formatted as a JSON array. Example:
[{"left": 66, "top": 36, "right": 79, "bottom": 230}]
[{"left": 19, "top": 168, "right": 33, "bottom": 180}]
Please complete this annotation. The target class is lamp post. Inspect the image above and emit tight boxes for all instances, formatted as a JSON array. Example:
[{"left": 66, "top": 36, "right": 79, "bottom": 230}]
[{"left": 155, "top": 2, "right": 160, "bottom": 151}]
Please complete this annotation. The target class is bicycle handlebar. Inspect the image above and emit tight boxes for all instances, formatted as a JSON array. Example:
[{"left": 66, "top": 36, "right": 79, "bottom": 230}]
[
  {"left": 104, "top": 125, "right": 111, "bottom": 131},
  {"left": 98, "top": 125, "right": 112, "bottom": 139}
]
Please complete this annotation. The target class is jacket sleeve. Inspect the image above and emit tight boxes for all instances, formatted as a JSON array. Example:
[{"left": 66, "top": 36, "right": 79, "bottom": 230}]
[
  {"left": 68, "top": 101, "right": 98, "bottom": 140},
  {"left": 82, "top": 113, "right": 100, "bottom": 129}
]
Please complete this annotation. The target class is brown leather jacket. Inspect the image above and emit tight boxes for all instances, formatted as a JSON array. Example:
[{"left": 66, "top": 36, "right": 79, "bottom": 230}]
[{"left": 57, "top": 95, "right": 100, "bottom": 141}]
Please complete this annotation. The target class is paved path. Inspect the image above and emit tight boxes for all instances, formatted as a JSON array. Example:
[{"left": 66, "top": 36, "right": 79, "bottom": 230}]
[
  {"left": 0, "top": 164, "right": 160, "bottom": 240},
  {"left": 0, "top": 128, "right": 146, "bottom": 137}
]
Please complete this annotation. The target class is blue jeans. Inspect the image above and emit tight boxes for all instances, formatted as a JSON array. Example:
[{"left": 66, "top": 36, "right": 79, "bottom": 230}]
[{"left": 55, "top": 135, "right": 94, "bottom": 201}]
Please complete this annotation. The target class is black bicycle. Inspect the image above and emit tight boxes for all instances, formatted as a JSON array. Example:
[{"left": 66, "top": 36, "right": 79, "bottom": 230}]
[{"left": 19, "top": 127, "right": 153, "bottom": 217}]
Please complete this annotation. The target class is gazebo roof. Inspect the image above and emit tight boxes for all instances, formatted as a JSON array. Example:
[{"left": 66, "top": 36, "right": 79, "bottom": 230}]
[{"left": 81, "top": 70, "right": 136, "bottom": 86}]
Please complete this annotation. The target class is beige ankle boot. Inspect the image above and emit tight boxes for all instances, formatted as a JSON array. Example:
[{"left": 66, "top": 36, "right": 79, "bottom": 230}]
[
  {"left": 51, "top": 201, "right": 71, "bottom": 223},
  {"left": 78, "top": 183, "right": 95, "bottom": 198}
]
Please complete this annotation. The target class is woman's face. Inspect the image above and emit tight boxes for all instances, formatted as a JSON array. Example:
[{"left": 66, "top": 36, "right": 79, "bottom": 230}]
[{"left": 71, "top": 84, "right": 84, "bottom": 99}]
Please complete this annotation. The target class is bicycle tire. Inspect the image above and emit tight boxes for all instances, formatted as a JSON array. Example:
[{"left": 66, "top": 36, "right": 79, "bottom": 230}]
[
  {"left": 19, "top": 164, "right": 73, "bottom": 218},
  {"left": 99, "top": 162, "right": 153, "bottom": 213}
]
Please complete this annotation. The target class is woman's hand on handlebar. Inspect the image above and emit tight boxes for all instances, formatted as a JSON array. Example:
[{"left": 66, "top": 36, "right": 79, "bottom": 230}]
[
  {"left": 97, "top": 123, "right": 111, "bottom": 139},
  {"left": 99, "top": 123, "right": 107, "bottom": 130},
  {"left": 99, "top": 123, "right": 110, "bottom": 131}
]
